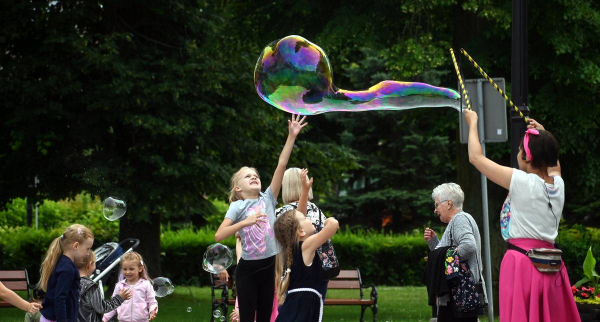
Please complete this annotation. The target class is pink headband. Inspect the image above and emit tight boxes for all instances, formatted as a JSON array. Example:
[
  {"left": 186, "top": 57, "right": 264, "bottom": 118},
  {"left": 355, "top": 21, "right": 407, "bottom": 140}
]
[{"left": 523, "top": 129, "right": 539, "bottom": 161}]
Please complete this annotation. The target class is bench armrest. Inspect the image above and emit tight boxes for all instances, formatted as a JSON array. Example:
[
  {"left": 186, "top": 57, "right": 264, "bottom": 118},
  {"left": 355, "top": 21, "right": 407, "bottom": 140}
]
[{"left": 359, "top": 283, "right": 377, "bottom": 300}]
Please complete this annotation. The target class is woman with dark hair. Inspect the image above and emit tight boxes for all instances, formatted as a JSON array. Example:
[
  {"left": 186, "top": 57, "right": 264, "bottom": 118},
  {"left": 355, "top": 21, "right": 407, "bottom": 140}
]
[{"left": 464, "top": 110, "right": 579, "bottom": 322}]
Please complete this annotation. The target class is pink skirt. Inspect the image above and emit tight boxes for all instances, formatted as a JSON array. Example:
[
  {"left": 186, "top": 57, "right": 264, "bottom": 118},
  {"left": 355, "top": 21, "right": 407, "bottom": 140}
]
[{"left": 499, "top": 238, "right": 581, "bottom": 322}]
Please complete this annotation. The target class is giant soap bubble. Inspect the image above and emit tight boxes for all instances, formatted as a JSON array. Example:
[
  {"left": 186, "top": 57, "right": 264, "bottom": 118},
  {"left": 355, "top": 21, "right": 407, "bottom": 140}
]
[
  {"left": 203, "top": 243, "right": 233, "bottom": 274},
  {"left": 102, "top": 197, "right": 127, "bottom": 221},
  {"left": 255, "top": 35, "right": 460, "bottom": 115},
  {"left": 152, "top": 277, "right": 174, "bottom": 297}
]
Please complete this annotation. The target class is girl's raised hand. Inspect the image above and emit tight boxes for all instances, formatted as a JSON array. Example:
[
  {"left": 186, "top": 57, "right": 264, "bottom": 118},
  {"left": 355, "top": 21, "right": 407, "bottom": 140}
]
[
  {"left": 464, "top": 109, "right": 478, "bottom": 127},
  {"left": 300, "top": 168, "right": 313, "bottom": 191},
  {"left": 288, "top": 114, "right": 308, "bottom": 137},
  {"left": 527, "top": 118, "right": 545, "bottom": 131}
]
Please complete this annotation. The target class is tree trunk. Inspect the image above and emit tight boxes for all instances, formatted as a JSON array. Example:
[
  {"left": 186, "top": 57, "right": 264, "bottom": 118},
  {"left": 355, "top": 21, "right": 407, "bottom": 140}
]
[
  {"left": 26, "top": 197, "right": 32, "bottom": 227},
  {"left": 119, "top": 211, "right": 162, "bottom": 278}
]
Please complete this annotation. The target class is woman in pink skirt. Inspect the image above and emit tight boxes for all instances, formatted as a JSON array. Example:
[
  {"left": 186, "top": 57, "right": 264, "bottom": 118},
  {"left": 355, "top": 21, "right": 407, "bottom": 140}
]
[{"left": 464, "top": 110, "right": 580, "bottom": 322}]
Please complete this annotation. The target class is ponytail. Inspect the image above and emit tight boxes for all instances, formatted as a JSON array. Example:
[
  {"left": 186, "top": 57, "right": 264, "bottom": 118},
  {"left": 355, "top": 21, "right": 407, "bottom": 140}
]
[
  {"left": 38, "top": 237, "right": 63, "bottom": 292},
  {"left": 274, "top": 210, "right": 300, "bottom": 305}
]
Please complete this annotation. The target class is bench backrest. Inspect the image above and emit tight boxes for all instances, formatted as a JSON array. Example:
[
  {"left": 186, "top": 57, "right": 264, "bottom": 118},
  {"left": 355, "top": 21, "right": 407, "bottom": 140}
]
[
  {"left": 0, "top": 269, "right": 32, "bottom": 307},
  {"left": 327, "top": 269, "right": 362, "bottom": 289}
]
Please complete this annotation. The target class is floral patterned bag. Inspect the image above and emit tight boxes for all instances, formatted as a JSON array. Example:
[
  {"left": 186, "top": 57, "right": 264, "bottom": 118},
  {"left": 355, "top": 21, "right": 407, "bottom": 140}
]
[
  {"left": 445, "top": 249, "right": 486, "bottom": 315},
  {"left": 447, "top": 220, "right": 486, "bottom": 317}
]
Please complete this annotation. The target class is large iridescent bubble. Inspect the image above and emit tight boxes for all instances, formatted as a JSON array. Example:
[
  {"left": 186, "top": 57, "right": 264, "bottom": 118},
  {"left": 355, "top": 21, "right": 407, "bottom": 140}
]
[{"left": 255, "top": 35, "right": 460, "bottom": 115}]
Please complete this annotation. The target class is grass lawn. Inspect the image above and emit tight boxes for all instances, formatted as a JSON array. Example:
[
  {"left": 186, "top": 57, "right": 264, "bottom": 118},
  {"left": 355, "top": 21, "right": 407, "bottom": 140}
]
[{"left": 1, "top": 286, "right": 498, "bottom": 321}]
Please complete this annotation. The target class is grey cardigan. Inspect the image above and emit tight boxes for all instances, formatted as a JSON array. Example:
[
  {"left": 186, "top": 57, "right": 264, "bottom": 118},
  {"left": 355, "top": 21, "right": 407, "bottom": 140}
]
[
  {"left": 426, "top": 211, "right": 487, "bottom": 306},
  {"left": 78, "top": 276, "right": 124, "bottom": 322}
]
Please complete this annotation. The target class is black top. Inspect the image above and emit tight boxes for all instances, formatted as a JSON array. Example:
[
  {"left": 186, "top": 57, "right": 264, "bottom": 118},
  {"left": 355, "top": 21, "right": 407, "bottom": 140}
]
[
  {"left": 276, "top": 241, "right": 323, "bottom": 322},
  {"left": 41, "top": 255, "right": 80, "bottom": 322},
  {"left": 422, "top": 246, "right": 452, "bottom": 306}
]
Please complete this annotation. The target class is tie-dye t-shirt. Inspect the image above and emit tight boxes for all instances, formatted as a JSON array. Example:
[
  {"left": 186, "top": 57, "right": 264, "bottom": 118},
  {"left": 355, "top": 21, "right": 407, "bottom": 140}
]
[
  {"left": 500, "top": 169, "right": 564, "bottom": 243},
  {"left": 225, "top": 187, "right": 278, "bottom": 260}
]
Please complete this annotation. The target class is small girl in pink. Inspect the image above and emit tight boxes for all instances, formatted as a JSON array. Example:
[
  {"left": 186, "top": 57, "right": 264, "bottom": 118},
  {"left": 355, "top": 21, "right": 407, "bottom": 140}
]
[{"left": 103, "top": 252, "right": 158, "bottom": 322}]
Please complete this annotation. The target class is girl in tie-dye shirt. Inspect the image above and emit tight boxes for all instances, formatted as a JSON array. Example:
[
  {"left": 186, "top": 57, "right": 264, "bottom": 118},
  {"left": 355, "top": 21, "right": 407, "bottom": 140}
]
[{"left": 215, "top": 114, "right": 307, "bottom": 322}]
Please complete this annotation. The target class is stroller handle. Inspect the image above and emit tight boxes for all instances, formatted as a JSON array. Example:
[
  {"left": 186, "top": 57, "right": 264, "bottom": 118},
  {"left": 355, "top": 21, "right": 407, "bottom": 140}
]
[{"left": 120, "top": 238, "right": 140, "bottom": 250}]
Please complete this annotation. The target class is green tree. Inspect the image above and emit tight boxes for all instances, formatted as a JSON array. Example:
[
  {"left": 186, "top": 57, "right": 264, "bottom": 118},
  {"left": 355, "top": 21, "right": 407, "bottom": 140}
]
[{"left": 0, "top": 0, "right": 357, "bottom": 275}]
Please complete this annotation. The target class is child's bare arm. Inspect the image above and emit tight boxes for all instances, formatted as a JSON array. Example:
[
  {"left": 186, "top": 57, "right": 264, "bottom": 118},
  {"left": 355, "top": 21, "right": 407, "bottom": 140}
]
[
  {"left": 0, "top": 282, "right": 41, "bottom": 313},
  {"left": 302, "top": 217, "right": 338, "bottom": 265},
  {"left": 215, "top": 216, "right": 266, "bottom": 242},
  {"left": 270, "top": 114, "right": 307, "bottom": 199},
  {"left": 296, "top": 169, "right": 312, "bottom": 216}
]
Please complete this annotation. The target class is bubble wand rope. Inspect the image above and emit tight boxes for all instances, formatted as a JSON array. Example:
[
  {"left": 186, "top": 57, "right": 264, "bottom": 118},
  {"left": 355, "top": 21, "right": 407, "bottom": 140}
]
[
  {"left": 460, "top": 48, "right": 529, "bottom": 123},
  {"left": 450, "top": 48, "right": 471, "bottom": 111}
]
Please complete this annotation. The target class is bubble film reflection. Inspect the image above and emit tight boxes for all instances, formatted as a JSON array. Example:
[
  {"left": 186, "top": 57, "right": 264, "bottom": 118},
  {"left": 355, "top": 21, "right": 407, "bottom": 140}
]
[
  {"left": 102, "top": 197, "right": 127, "bottom": 221},
  {"left": 152, "top": 277, "right": 175, "bottom": 297},
  {"left": 203, "top": 243, "right": 233, "bottom": 274},
  {"left": 255, "top": 35, "right": 460, "bottom": 115}
]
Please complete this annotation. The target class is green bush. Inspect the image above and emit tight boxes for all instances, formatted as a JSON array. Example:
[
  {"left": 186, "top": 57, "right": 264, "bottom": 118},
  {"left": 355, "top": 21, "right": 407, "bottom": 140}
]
[
  {"left": 1, "top": 223, "right": 599, "bottom": 288},
  {"left": 160, "top": 227, "right": 236, "bottom": 286},
  {"left": 558, "top": 224, "right": 600, "bottom": 281},
  {"left": 0, "top": 193, "right": 119, "bottom": 243},
  {"left": 158, "top": 227, "right": 430, "bottom": 286},
  {"left": 0, "top": 226, "right": 61, "bottom": 285}
]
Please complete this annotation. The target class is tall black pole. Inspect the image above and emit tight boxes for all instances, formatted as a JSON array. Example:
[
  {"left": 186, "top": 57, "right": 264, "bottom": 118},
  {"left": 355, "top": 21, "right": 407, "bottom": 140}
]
[{"left": 511, "top": 0, "right": 530, "bottom": 168}]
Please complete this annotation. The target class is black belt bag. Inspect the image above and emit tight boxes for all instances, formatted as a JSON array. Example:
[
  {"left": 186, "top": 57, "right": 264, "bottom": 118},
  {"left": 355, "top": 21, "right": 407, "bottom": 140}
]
[{"left": 507, "top": 242, "right": 562, "bottom": 273}]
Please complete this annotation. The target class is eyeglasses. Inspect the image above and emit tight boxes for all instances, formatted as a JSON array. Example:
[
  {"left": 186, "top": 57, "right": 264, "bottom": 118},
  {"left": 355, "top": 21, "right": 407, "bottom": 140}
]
[{"left": 434, "top": 200, "right": 448, "bottom": 208}]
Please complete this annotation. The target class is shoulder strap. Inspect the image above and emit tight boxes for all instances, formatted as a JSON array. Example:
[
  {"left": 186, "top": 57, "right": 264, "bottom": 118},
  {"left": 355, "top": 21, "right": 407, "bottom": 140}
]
[
  {"left": 317, "top": 206, "right": 323, "bottom": 226},
  {"left": 452, "top": 213, "right": 484, "bottom": 281}
]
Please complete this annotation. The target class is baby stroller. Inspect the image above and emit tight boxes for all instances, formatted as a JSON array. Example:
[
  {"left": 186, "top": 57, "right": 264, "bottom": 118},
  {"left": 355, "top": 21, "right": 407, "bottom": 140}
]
[{"left": 91, "top": 238, "right": 140, "bottom": 297}]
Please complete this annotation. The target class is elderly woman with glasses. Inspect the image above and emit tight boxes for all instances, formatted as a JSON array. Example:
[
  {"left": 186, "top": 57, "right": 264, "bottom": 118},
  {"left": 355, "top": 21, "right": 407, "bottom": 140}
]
[{"left": 423, "top": 183, "right": 487, "bottom": 322}]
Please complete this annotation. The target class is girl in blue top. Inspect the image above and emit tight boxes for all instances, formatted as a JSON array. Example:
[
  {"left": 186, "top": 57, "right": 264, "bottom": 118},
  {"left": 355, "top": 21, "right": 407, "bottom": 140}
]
[
  {"left": 215, "top": 114, "right": 307, "bottom": 322},
  {"left": 39, "top": 224, "right": 94, "bottom": 322}
]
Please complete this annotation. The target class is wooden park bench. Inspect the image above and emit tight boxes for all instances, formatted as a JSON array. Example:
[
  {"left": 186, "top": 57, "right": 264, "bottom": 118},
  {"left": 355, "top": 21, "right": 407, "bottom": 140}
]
[
  {"left": 210, "top": 268, "right": 378, "bottom": 322},
  {"left": 0, "top": 269, "right": 32, "bottom": 308},
  {"left": 325, "top": 269, "right": 378, "bottom": 322}
]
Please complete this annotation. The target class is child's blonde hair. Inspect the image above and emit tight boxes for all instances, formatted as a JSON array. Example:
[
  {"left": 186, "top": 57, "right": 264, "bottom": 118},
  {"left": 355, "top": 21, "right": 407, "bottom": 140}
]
[
  {"left": 274, "top": 210, "right": 300, "bottom": 305},
  {"left": 76, "top": 250, "right": 97, "bottom": 270},
  {"left": 121, "top": 251, "right": 151, "bottom": 281},
  {"left": 228, "top": 166, "right": 259, "bottom": 203},
  {"left": 39, "top": 224, "right": 93, "bottom": 291},
  {"left": 282, "top": 167, "right": 313, "bottom": 204}
]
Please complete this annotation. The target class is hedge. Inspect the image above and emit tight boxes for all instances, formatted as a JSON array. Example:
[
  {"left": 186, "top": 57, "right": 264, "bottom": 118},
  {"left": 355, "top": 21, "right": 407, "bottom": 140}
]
[{"left": 1, "top": 225, "right": 599, "bottom": 288}]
